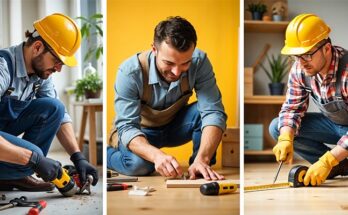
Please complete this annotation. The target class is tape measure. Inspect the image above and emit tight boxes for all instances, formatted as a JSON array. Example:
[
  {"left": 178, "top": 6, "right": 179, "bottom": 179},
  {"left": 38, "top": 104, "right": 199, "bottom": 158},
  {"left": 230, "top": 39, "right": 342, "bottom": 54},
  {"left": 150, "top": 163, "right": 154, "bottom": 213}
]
[{"left": 245, "top": 165, "right": 308, "bottom": 192}]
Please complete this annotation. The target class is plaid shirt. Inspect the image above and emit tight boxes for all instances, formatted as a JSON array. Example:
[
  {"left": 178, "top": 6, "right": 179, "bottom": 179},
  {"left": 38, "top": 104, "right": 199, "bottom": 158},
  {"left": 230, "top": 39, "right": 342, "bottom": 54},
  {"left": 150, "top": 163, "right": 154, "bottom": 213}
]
[{"left": 279, "top": 46, "right": 348, "bottom": 148}]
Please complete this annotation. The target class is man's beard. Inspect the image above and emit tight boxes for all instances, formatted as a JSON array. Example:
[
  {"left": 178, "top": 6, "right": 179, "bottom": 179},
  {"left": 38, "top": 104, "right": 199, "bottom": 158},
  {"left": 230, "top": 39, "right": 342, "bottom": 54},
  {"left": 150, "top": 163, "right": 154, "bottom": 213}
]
[{"left": 31, "top": 53, "right": 54, "bottom": 79}]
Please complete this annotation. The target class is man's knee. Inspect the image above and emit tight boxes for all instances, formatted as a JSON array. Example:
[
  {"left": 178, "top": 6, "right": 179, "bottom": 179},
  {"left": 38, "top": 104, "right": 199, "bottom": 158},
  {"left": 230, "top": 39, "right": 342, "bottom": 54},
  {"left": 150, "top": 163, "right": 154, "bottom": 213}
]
[
  {"left": 107, "top": 147, "right": 154, "bottom": 176},
  {"left": 269, "top": 117, "right": 280, "bottom": 140},
  {"left": 36, "top": 98, "right": 65, "bottom": 119},
  {"left": 125, "top": 156, "right": 155, "bottom": 176}
]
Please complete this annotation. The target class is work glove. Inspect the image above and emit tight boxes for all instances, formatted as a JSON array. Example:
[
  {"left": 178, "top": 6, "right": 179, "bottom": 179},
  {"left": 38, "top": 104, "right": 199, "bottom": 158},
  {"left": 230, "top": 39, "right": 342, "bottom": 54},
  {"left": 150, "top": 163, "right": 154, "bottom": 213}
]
[
  {"left": 70, "top": 152, "right": 98, "bottom": 186},
  {"left": 304, "top": 151, "right": 339, "bottom": 186},
  {"left": 28, "top": 151, "right": 62, "bottom": 182},
  {"left": 272, "top": 132, "right": 294, "bottom": 163}
]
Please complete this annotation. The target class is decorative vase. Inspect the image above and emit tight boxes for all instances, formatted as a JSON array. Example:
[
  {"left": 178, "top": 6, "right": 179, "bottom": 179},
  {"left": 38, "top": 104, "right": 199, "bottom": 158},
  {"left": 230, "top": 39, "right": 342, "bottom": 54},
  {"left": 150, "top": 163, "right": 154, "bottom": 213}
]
[
  {"left": 272, "top": 14, "right": 283, "bottom": 21},
  {"left": 269, "top": 83, "right": 284, "bottom": 95}
]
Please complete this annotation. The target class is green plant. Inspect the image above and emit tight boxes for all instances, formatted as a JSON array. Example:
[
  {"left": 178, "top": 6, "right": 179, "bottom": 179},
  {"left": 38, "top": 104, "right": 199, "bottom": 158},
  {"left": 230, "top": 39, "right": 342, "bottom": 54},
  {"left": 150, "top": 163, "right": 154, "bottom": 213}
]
[
  {"left": 260, "top": 54, "right": 289, "bottom": 83},
  {"left": 76, "top": 13, "right": 103, "bottom": 62},
  {"left": 247, "top": 2, "right": 267, "bottom": 14},
  {"left": 74, "top": 73, "right": 102, "bottom": 100}
]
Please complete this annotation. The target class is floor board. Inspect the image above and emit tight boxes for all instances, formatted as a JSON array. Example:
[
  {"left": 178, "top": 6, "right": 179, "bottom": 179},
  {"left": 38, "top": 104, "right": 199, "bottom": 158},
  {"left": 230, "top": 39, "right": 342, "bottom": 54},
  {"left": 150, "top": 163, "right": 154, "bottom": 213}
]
[
  {"left": 107, "top": 167, "right": 239, "bottom": 215},
  {"left": 245, "top": 161, "right": 348, "bottom": 215}
]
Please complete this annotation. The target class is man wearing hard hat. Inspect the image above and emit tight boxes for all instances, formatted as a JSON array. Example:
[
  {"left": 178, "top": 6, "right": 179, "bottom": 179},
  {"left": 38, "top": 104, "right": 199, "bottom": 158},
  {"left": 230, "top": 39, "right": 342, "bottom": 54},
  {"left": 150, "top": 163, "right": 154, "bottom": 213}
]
[
  {"left": 0, "top": 13, "right": 98, "bottom": 191},
  {"left": 270, "top": 14, "right": 348, "bottom": 186}
]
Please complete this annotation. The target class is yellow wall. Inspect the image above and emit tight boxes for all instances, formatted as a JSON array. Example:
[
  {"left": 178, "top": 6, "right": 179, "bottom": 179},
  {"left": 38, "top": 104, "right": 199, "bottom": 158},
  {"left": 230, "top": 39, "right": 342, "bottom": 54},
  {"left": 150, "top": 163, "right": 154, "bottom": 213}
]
[{"left": 107, "top": 0, "right": 239, "bottom": 167}]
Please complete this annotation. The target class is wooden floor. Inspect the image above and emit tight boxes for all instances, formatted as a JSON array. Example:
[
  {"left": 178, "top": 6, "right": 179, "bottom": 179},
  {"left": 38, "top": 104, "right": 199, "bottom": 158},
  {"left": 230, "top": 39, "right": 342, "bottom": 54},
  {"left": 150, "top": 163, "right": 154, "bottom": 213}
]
[
  {"left": 107, "top": 167, "right": 239, "bottom": 215},
  {"left": 245, "top": 161, "right": 348, "bottom": 215}
]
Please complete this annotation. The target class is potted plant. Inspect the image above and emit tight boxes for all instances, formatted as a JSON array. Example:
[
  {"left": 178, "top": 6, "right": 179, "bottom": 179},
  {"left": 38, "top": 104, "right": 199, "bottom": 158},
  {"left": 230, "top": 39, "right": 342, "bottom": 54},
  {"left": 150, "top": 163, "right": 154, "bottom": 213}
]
[
  {"left": 247, "top": 2, "right": 267, "bottom": 20},
  {"left": 74, "top": 73, "right": 102, "bottom": 101},
  {"left": 72, "top": 13, "right": 103, "bottom": 101},
  {"left": 260, "top": 53, "right": 289, "bottom": 95}
]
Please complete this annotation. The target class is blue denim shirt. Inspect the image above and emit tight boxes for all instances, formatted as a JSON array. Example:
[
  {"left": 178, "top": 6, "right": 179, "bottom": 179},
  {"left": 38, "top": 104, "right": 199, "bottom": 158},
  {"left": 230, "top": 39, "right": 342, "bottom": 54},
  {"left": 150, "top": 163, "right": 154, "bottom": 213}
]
[
  {"left": 115, "top": 49, "right": 227, "bottom": 147},
  {"left": 0, "top": 43, "right": 72, "bottom": 123}
]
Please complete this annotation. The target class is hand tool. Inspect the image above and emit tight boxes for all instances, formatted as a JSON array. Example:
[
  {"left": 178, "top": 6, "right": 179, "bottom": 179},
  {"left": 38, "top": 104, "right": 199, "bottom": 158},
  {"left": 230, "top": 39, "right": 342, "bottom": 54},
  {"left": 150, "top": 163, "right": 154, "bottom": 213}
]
[
  {"left": 107, "top": 183, "right": 133, "bottom": 191},
  {"left": 27, "top": 200, "right": 47, "bottom": 215},
  {"left": 273, "top": 161, "right": 283, "bottom": 184},
  {"left": 200, "top": 182, "right": 238, "bottom": 195},
  {"left": 245, "top": 165, "right": 308, "bottom": 192},
  {"left": 107, "top": 176, "right": 138, "bottom": 183},
  {"left": 63, "top": 165, "right": 94, "bottom": 195},
  {"left": 0, "top": 196, "right": 47, "bottom": 214},
  {"left": 107, "top": 169, "right": 119, "bottom": 178}
]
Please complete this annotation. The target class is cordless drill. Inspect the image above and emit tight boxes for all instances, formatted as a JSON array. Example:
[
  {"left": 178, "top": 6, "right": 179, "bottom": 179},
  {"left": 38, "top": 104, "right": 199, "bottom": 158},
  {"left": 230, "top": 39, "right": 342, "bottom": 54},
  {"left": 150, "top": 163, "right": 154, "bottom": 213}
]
[{"left": 51, "top": 167, "right": 78, "bottom": 197}]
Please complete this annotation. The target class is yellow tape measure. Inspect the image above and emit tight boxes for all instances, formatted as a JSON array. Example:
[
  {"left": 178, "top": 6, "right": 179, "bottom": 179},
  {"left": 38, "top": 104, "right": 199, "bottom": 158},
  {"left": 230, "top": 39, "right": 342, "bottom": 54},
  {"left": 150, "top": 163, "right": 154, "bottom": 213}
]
[
  {"left": 245, "top": 182, "right": 291, "bottom": 192},
  {"left": 245, "top": 165, "right": 308, "bottom": 192}
]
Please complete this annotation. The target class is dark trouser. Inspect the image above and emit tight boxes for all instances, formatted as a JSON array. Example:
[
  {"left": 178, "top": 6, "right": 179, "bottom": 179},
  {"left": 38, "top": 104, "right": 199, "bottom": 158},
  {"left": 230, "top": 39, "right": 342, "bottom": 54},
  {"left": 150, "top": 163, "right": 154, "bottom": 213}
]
[{"left": 0, "top": 98, "right": 64, "bottom": 179}]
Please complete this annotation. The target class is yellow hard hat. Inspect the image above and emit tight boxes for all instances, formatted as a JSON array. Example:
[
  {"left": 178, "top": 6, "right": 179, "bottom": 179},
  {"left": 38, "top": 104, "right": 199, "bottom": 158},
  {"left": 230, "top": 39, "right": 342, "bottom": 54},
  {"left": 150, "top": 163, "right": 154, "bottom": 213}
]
[
  {"left": 33, "top": 13, "right": 81, "bottom": 67},
  {"left": 281, "top": 14, "right": 330, "bottom": 55}
]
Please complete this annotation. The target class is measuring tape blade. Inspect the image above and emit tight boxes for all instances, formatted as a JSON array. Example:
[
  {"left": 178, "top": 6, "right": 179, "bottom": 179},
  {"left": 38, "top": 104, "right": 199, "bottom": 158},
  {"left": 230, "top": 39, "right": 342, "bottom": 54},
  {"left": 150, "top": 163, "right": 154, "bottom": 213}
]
[{"left": 244, "top": 182, "right": 291, "bottom": 192}]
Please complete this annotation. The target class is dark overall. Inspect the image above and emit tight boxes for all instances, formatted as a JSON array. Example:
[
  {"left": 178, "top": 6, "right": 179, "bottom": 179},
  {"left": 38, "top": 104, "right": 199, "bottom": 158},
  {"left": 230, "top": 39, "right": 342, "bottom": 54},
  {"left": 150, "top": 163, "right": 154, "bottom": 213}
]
[
  {"left": 0, "top": 50, "right": 64, "bottom": 179},
  {"left": 269, "top": 51, "right": 348, "bottom": 167}
]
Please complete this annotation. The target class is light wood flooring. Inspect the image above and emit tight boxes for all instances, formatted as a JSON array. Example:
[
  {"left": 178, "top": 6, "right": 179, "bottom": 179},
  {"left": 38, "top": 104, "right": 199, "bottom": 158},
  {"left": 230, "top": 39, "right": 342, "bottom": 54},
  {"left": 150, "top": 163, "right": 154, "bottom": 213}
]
[
  {"left": 245, "top": 161, "right": 348, "bottom": 215},
  {"left": 107, "top": 167, "right": 239, "bottom": 215}
]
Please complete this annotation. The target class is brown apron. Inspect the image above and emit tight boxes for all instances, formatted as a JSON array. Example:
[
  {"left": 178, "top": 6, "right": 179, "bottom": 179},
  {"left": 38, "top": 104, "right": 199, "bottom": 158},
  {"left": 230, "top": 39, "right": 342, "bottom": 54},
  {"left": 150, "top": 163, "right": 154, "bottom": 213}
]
[{"left": 108, "top": 51, "right": 192, "bottom": 147}]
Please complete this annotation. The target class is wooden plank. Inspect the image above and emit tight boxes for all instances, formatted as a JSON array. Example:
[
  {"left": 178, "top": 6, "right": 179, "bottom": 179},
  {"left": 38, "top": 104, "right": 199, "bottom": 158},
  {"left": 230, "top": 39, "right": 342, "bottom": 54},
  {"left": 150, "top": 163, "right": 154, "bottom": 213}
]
[
  {"left": 252, "top": 43, "right": 271, "bottom": 72},
  {"left": 222, "top": 127, "right": 240, "bottom": 142},
  {"left": 245, "top": 67, "right": 254, "bottom": 96},
  {"left": 245, "top": 20, "right": 289, "bottom": 33},
  {"left": 166, "top": 179, "right": 239, "bottom": 188},
  {"left": 244, "top": 95, "right": 285, "bottom": 104}
]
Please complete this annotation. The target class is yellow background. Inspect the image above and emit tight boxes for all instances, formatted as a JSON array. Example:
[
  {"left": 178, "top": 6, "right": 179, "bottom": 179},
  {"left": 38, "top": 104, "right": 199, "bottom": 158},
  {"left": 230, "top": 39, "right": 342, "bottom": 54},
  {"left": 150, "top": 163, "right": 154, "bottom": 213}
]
[{"left": 107, "top": 0, "right": 239, "bottom": 167}]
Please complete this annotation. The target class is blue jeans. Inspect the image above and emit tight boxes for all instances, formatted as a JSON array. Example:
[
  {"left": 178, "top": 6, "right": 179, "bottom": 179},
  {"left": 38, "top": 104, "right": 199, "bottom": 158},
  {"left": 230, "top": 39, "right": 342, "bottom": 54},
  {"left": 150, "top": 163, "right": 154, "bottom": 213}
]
[
  {"left": 269, "top": 113, "right": 348, "bottom": 164},
  {"left": 107, "top": 102, "right": 217, "bottom": 176},
  {"left": 0, "top": 98, "right": 64, "bottom": 179}
]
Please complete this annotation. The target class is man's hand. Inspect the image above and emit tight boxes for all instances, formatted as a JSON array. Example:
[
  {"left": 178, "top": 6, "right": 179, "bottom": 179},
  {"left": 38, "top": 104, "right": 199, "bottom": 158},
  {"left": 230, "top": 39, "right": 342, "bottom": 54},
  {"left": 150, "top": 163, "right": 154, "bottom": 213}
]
[
  {"left": 28, "top": 151, "right": 62, "bottom": 182},
  {"left": 188, "top": 161, "right": 224, "bottom": 180},
  {"left": 273, "top": 132, "right": 294, "bottom": 163},
  {"left": 153, "top": 153, "right": 182, "bottom": 177},
  {"left": 304, "top": 151, "right": 339, "bottom": 186},
  {"left": 70, "top": 152, "right": 98, "bottom": 186}
]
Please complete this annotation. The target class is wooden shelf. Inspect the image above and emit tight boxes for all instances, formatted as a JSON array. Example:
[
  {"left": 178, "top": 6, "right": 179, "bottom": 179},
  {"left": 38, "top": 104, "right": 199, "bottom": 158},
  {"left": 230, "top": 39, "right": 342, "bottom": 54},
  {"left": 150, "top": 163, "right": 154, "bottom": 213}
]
[
  {"left": 245, "top": 148, "right": 273, "bottom": 155},
  {"left": 245, "top": 20, "right": 289, "bottom": 33},
  {"left": 244, "top": 95, "right": 285, "bottom": 104}
]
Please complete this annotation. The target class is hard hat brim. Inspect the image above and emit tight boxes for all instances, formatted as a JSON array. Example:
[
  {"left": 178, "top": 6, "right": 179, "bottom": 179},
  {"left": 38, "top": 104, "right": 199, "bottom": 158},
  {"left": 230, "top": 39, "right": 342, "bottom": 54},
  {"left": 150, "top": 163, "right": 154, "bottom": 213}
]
[
  {"left": 281, "top": 45, "right": 315, "bottom": 56},
  {"left": 58, "top": 54, "right": 78, "bottom": 67}
]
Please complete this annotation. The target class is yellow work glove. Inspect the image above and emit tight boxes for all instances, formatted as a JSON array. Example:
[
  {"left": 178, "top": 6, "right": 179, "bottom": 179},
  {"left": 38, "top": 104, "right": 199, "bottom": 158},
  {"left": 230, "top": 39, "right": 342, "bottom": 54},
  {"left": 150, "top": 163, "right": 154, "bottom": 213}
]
[
  {"left": 272, "top": 132, "right": 294, "bottom": 163},
  {"left": 304, "top": 151, "right": 339, "bottom": 186}
]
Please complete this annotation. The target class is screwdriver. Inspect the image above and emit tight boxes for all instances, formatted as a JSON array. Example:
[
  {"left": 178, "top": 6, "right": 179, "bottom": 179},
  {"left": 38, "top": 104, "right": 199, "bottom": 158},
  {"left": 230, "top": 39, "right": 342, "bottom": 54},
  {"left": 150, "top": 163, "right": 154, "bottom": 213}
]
[
  {"left": 28, "top": 200, "right": 47, "bottom": 215},
  {"left": 107, "top": 183, "right": 132, "bottom": 191},
  {"left": 273, "top": 161, "right": 283, "bottom": 184}
]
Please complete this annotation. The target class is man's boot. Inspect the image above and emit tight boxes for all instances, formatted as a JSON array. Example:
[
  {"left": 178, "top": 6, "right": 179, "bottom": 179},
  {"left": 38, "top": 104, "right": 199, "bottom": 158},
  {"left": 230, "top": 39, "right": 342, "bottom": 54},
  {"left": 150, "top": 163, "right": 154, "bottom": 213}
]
[
  {"left": 0, "top": 175, "right": 54, "bottom": 191},
  {"left": 327, "top": 158, "right": 348, "bottom": 179}
]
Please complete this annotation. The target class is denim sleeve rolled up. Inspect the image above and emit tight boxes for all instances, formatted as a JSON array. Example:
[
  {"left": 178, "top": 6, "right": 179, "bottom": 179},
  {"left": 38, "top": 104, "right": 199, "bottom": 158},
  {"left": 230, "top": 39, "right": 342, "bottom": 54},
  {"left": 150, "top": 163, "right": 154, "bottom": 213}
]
[{"left": 115, "top": 49, "right": 227, "bottom": 148}]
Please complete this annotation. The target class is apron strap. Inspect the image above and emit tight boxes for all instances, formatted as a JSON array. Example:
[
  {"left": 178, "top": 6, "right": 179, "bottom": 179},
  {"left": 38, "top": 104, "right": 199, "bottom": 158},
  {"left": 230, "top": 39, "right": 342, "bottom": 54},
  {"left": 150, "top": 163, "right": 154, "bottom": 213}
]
[
  {"left": 138, "top": 51, "right": 152, "bottom": 105},
  {"left": 0, "top": 50, "right": 14, "bottom": 97},
  {"left": 334, "top": 51, "right": 348, "bottom": 99}
]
